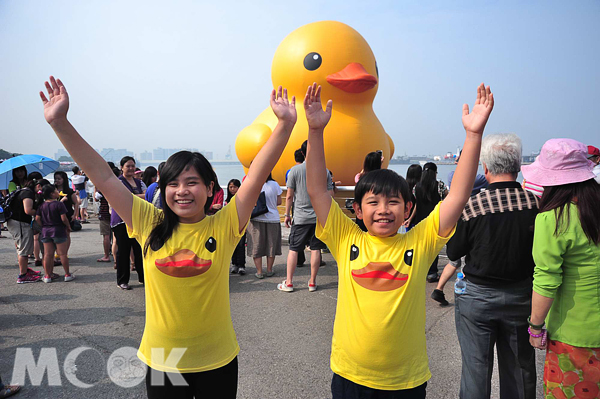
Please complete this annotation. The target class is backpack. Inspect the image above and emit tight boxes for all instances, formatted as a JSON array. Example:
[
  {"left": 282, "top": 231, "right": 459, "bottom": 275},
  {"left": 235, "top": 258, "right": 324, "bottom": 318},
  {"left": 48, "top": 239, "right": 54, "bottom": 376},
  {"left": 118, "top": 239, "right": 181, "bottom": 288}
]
[{"left": 0, "top": 188, "right": 24, "bottom": 223}]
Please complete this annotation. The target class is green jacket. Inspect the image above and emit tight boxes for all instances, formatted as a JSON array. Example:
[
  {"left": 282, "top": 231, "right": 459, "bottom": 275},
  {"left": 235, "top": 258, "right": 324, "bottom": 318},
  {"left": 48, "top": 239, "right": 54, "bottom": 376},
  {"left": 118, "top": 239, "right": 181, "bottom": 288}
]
[{"left": 532, "top": 205, "right": 600, "bottom": 347}]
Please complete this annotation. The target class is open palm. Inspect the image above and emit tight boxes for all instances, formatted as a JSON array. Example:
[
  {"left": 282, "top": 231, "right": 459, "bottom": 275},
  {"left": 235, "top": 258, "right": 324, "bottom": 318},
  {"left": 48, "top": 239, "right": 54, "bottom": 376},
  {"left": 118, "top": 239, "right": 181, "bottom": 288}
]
[
  {"left": 462, "top": 83, "right": 494, "bottom": 135},
  {"left": 304, "top": 83, "right": 332, "bottom": 130},
  {"left": 40, "top": 76, "right": 69, "bottom": 124},
  {"left": 270, "top": 86, "right": 297, "bottom": 124}
]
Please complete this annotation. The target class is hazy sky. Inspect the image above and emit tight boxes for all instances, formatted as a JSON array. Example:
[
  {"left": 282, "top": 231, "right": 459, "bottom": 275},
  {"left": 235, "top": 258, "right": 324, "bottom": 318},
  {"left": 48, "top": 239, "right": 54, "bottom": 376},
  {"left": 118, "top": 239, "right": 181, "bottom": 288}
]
[{"left": 1, "top": 0, "right": 598, "bottom": 159}]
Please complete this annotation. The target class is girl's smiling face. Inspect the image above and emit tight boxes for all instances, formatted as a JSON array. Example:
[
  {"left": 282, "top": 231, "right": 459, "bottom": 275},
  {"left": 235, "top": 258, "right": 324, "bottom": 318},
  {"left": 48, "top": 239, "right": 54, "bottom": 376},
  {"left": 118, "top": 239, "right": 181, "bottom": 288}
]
[
  {"left": 165, "top": 167, "right": 214, "bottom": 224},
  {"left": 228, "top": 183, "right": 239, "bottom": 196}
]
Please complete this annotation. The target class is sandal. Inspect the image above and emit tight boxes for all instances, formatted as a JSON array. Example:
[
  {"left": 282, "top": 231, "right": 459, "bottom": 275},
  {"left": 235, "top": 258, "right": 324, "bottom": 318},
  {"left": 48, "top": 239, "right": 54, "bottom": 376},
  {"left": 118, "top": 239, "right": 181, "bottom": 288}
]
[
  {"left": 97, "top": 258, "right": 111, "bottom": 262},
  {"left": 0, "top": 384, "right": 21, "bottom": 398}
]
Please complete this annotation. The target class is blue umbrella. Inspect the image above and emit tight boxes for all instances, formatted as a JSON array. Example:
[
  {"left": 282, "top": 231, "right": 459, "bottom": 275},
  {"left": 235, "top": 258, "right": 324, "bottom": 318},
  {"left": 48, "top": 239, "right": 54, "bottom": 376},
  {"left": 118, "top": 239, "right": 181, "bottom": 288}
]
[{"left": 0, "top": 154, "right": 60, "bottom": 190}]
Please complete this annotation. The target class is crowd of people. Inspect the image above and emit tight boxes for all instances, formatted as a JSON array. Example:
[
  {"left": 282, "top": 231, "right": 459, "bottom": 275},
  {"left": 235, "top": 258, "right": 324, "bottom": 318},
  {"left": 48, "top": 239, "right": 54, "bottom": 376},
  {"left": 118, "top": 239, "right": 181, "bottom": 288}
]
[{"left": 0, "top": 77, "right": 599, "bottom": 399}]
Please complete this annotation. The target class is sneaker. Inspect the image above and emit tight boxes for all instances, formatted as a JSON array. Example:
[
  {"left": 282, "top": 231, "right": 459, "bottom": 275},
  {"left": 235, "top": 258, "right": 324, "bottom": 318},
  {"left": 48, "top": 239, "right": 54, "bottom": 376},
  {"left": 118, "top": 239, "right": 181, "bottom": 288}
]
[
  {"left": 17, "top": 273, "right": 41, "bottom": 284},
  {"left": 431, "top": 289, "right": 449, "bottom": 306},
  {"left": 254, "top": 273, "right": 264, "bottom": 279},
  {"left": 426, "top": 273, "right": 439, "bottom": 283},
  {"left": 64, "top": 274, "right": 75, "bottom": 282},
  {"left": 27, "top": 268, "right": 41, "bottom": 275},
  {"left": 308, "top": 282, "right": 317, "bottom": 292},
  {"left": 230, "top": 265, "right": 239, "bottom": 274},
  {"left": 50, "top": 273, "right": 60, "bottom": 280},
  {"left": 277, "top": 280, "right": 293, "bottom": 292},
  {"left": 237, "top": 267, "right": 246, "bottom": 276},
  {"left": 42, "top": 276, "right": 52, "bottom": 283},
  {"left": 118, "top": 283, "right": 131, "bottom": 290}
]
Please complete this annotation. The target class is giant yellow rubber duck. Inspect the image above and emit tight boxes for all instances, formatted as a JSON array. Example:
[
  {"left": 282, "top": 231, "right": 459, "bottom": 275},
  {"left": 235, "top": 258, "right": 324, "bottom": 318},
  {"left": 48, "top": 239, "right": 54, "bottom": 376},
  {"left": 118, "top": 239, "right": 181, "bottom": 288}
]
[{"left": 236, "top": 20, "right": 394, "bottom": 186}]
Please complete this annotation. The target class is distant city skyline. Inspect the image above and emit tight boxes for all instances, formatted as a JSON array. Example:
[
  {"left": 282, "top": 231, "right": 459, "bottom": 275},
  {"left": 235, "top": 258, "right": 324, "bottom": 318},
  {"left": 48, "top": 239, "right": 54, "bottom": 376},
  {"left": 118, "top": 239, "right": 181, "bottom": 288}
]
[{"left": 54, "top": 147, "right": 214, "bottom": 164}]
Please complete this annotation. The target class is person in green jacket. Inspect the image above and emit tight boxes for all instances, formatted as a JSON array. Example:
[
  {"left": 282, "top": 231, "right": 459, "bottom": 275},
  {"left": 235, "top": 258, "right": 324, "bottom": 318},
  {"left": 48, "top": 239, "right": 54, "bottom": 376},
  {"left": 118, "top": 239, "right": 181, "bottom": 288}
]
[{"left": 523, "top": 138, "right": 600, "bottom": 399}]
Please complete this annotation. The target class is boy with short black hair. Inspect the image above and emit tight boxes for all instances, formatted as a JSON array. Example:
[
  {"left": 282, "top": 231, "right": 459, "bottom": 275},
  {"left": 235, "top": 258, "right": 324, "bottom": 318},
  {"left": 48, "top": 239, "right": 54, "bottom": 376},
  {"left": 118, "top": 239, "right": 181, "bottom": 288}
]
[{"left": 305, "top": 82, "right": 494, "bottom": 397}]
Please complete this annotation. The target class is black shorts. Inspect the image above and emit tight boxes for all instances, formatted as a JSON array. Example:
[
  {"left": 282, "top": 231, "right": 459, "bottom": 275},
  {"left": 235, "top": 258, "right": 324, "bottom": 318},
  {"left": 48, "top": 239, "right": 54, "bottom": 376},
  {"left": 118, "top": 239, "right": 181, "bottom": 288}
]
[
  {"left": 331, "top": 373, "right": 426, "bottom": 399},
  {"left": 288, "top": 223, "right": 326, "bottom": 252},
  {"left": 146, "top": 357, "right": 237, "bottom": 399}
]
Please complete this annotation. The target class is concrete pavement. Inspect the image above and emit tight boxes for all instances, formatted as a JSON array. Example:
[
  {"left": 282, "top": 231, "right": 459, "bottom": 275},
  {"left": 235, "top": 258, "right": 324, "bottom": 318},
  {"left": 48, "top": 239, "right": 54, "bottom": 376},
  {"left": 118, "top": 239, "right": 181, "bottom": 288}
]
[{"left": 0, "top": 218, "right": 545, "bottom": 398}]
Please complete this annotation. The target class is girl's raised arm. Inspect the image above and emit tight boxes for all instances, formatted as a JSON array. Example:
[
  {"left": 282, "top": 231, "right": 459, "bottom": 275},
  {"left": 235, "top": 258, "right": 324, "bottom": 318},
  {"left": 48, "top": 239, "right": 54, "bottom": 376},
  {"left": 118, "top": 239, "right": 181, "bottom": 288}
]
[
  {"left": 235, "top": 86, "right": 296, "bottom": 232},
  {"left": 40, "top": 76, "right": 135, "bottom": 227}
]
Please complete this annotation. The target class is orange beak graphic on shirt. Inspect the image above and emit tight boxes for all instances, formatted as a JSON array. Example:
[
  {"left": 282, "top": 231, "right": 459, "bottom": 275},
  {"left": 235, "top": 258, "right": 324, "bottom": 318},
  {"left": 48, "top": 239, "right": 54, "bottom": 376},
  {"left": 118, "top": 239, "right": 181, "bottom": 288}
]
[
  {"left": 351, "top": 262, "right": 408, "bottom": 291},
  {"left": 155, "top": 249, "right": 211, "bottom": 278}
]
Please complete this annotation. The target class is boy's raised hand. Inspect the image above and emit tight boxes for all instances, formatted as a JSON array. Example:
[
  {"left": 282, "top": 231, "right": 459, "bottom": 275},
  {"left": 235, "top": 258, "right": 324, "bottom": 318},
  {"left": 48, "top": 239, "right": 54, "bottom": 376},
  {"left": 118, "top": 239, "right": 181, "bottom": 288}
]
[
  {"left": 462, "top": 83, "right": 494, "bottom": 135},
  {"left": 270, "top": 86, "right": 297, "bottom": 125},
  {"left": 40, "top": 76, "right": 69, "bottom": 125},
  {"left": 304, "top": 83, "right": 332, "bottom": 130}
]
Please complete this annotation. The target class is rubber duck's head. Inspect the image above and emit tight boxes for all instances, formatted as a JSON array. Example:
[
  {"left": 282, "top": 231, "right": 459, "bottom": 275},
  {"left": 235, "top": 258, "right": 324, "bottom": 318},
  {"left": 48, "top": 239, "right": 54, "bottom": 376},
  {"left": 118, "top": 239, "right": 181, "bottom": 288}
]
[{"left": 271, "top": 21, "right": 378, "bottom": 105}]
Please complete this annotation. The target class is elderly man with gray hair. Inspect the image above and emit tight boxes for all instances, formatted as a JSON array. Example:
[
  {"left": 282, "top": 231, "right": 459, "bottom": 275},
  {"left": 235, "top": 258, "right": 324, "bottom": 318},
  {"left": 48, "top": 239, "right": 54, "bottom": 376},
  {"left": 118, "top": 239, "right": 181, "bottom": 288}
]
[{"left": 446, "top": 133, "right": 539, "bottom": 399}]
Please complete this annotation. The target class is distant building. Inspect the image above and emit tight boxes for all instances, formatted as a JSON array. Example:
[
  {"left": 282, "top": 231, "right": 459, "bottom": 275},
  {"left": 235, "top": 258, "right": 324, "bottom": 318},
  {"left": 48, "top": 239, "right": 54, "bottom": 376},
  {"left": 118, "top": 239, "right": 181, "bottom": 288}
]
[
  {"left": 140, "top": 151, "right": 153, "bottom": 161},
  {"left": 55, "top": 148, "right": 70, "bottom": 160},
  {"left": 99, "top": 148, "right": 134, "bottom": 164}
]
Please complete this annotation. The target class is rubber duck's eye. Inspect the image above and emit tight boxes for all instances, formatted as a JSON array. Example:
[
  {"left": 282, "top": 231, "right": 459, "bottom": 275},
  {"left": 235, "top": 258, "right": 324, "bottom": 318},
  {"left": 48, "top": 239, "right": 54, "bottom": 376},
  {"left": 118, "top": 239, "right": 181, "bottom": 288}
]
[
  {"left": 304, "top": 52, "right": 322, "bottom": 71},
  {"left": 350, "top": 245, "right": 359, "bottom": 261},
  {"left": 205, "top": 237, "right": 216, "bottom": 253}
]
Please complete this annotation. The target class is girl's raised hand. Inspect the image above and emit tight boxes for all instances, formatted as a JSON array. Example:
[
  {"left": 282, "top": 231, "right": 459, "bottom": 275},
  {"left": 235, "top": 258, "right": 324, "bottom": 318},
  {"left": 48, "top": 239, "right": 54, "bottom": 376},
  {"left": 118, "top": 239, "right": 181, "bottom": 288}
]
[
  {"left": 40, "top": 76, "right": 69, "bottom": 125},
  {"left": 270, "top": 86, "right": 297, "bottom": 125},
  {"left": 304, "top": 83, "right": 333, "bottom": 130},
  {"left": 462, "top": 83, "right": 494, "bottom": 135}
]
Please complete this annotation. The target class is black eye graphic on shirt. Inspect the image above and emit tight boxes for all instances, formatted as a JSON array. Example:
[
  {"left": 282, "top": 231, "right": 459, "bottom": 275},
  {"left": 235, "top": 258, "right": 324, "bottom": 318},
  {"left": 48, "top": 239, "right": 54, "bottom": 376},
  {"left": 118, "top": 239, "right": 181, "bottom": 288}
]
[
  {"left": 404, "top": 249, "right": 414, "bottom": 266},
  {"left": 350, "top": 245, "right": 359, "bottom": 261},
  {"left": 205, "top": 237, "right": 217, "bottom": 253}
]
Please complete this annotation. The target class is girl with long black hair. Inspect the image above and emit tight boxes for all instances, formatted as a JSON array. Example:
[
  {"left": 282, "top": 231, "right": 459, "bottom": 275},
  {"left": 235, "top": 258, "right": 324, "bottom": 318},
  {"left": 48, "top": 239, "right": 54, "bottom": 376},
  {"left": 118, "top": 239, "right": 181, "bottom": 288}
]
[
  {"left": 40, "top": 77, "right": 297, "bottom": 398},
  {"left": 226, "top": 179, "right": 246, "bottom": 275},
  {"left": 524, "top": 139, "right": 600, "bottom": 398}
]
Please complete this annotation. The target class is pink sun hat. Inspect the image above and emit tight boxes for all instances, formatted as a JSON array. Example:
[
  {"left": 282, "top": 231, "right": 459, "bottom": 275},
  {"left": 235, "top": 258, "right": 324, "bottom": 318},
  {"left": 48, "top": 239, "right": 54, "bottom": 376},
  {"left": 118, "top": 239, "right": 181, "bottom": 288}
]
[{"left": 521, "top": 139, "right": 596, "bottom": 187}]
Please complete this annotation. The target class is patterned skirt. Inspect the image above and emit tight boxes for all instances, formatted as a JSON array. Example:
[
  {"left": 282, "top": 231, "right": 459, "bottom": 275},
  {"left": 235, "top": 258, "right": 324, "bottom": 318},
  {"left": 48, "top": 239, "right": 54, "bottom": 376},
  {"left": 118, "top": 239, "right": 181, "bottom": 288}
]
[{"left": 544, "top": 339, "right": 600, "bottom": 399}]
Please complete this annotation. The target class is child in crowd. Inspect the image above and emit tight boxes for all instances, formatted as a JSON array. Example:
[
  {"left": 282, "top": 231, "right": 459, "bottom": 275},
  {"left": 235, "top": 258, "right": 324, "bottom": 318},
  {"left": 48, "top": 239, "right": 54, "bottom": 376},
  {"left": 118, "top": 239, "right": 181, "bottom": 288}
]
[
  {"left": 71, "top": 166, "right": 89, "bottom": 223},
  {"left": 40, "top": 77, "right": 296, "bottom": 397},
  {"left": 226, "top": 179, "right": 246, "bottom": 275},
  {"left": 305, "top": 82, "right": 493, "bottom": 397},
  {"left": 35, "top": 184, "right": 74, "bottom": 283},
  {"left": 95, "top": 187, "right": 111, "bottom": 262}
]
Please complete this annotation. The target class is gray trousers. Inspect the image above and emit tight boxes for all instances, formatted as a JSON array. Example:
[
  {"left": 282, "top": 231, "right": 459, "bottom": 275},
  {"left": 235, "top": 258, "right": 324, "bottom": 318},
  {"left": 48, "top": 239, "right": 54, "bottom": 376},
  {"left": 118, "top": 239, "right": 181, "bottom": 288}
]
[{"left": 455, "top": 278, "right": 536, "bottom": 399}]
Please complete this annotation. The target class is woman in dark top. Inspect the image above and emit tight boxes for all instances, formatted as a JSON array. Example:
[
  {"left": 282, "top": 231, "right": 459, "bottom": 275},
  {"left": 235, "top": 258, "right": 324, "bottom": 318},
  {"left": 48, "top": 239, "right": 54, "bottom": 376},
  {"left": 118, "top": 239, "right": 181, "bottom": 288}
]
[
  {"left": 111, "top": 156, "right": 145, "bottom": 290},
  {"left": 411, "top": 162, "right": 443, "bottom": 282}
]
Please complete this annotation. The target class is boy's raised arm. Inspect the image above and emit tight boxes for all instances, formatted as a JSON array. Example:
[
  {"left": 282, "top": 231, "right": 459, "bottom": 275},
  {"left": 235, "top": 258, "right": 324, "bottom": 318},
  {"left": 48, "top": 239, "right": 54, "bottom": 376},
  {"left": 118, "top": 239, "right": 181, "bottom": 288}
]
[
  {"left": 439, "top": 83, "right": 494, "bottom": 237},
  {"left": 40, "top": 76, "right": 135, "bottom": 227},
  {"left": 305, "top": 83, "right": 333, "bottom": 227},
  {"left": 235, "top": 86, "right": 296, "bottom": 231}
]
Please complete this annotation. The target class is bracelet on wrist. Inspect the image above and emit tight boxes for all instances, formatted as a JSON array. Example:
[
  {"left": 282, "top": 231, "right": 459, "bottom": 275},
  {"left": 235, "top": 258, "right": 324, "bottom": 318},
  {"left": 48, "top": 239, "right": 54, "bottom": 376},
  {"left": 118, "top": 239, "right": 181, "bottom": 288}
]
[
  {"left": 527, "top": 316, "right": 545, "bottom": 330},
  {"left": 528, "top": 326, "right": 545, "bottom": 338},
  {"left": 284, "top": 214, "right": 290, "bottom": 217}
]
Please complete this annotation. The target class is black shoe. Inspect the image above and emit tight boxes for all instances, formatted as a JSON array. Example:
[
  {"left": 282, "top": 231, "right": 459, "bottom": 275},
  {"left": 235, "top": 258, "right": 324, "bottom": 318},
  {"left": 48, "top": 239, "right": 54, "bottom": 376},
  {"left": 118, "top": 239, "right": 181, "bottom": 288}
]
[
  {"left": 431, "top": 289, "right": 449, "bottom": 306},
  {"left": 320, "top": 260, "right": 326, "bottom": 267},
  {"left": 426, "top": 273, "right": 439, "bottom": 283},
  {"left": 297, "top": 263, "right": 305, "bottom": 267}
]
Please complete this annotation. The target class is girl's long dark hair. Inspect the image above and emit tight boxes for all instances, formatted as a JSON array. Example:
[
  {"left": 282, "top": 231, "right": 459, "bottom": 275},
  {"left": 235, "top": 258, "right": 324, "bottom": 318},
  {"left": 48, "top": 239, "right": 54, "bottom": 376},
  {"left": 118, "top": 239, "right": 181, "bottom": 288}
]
[
  {"left": 144, "top": 151, "right": 216, "bottom": 256},
  {"left": 538, "top": 178, "right": 600, "bottom": 244},
  {"left": 415, "top": 162, "right": 440, "bottom": 204},
  {"left": 142, "top": 166, "right": 157, "bottom": 188},
  {"left": 226, "top": 179, "right": 241, "bottom": 203},
  {"left": 53, "top": 171, "right": 70, "bottom": 192},
  {"left": 406, "top": 164, "right": 422, "bottom": 192},
  {"left": 363, "top": 152, "right": 382, "bottom": 173}
]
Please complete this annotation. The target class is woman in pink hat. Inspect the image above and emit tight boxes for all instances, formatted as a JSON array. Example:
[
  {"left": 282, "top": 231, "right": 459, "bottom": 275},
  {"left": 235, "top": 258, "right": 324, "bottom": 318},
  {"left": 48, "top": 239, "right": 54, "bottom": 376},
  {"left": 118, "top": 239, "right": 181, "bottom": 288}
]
[{"left": 523, "top": 139, "right": 600, "bottom": 399}]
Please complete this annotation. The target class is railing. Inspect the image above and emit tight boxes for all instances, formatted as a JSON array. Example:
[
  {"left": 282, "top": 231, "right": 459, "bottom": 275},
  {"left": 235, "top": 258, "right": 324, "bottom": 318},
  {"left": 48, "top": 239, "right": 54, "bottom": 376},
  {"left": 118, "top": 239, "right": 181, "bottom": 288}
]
[{"left": 278, "top": 186, "right": 356, "bottom": 222}]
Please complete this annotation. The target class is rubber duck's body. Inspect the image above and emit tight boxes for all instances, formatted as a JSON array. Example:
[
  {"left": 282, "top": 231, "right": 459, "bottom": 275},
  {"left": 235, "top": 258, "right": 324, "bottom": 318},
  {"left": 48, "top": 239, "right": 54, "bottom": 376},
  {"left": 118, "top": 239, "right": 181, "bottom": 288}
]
[{"left": 236, "top": 21, "right": 394, "bottom": 185}]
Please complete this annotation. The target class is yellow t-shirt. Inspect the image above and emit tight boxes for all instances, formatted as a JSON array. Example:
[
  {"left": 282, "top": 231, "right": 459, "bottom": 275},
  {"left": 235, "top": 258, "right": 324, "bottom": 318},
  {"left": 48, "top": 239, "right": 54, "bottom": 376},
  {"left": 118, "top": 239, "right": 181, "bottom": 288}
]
[
  {"left": 316, "top": 201, "right": 453, "bottom": 390},
  {"left": 127, "top": 194, "right": 246, "bottom": 373}
]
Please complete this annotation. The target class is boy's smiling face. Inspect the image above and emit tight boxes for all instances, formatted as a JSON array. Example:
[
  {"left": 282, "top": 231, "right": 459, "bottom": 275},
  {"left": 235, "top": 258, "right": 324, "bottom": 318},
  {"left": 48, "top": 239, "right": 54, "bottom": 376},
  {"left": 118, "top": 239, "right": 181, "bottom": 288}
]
[{"left": 353, "top": 191, "right": 412, "bottom": 237}]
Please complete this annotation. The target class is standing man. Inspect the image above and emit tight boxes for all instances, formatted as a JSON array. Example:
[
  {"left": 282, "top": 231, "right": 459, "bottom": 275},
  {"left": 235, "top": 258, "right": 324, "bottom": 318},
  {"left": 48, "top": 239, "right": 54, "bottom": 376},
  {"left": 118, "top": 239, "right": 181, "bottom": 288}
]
[
  {"left": 448, "top": 134, "right": 538, "bottom": 399},
  {"left": 278, "top": 140, "right": 333, "bottom": 292}
]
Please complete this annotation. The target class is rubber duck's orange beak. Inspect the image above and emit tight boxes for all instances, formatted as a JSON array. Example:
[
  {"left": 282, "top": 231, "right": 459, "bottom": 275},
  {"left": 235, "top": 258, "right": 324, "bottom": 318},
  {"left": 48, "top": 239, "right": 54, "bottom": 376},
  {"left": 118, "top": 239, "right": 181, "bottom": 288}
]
[{"left": 326, "top": 63, "right": 378, "bottom": 93}]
